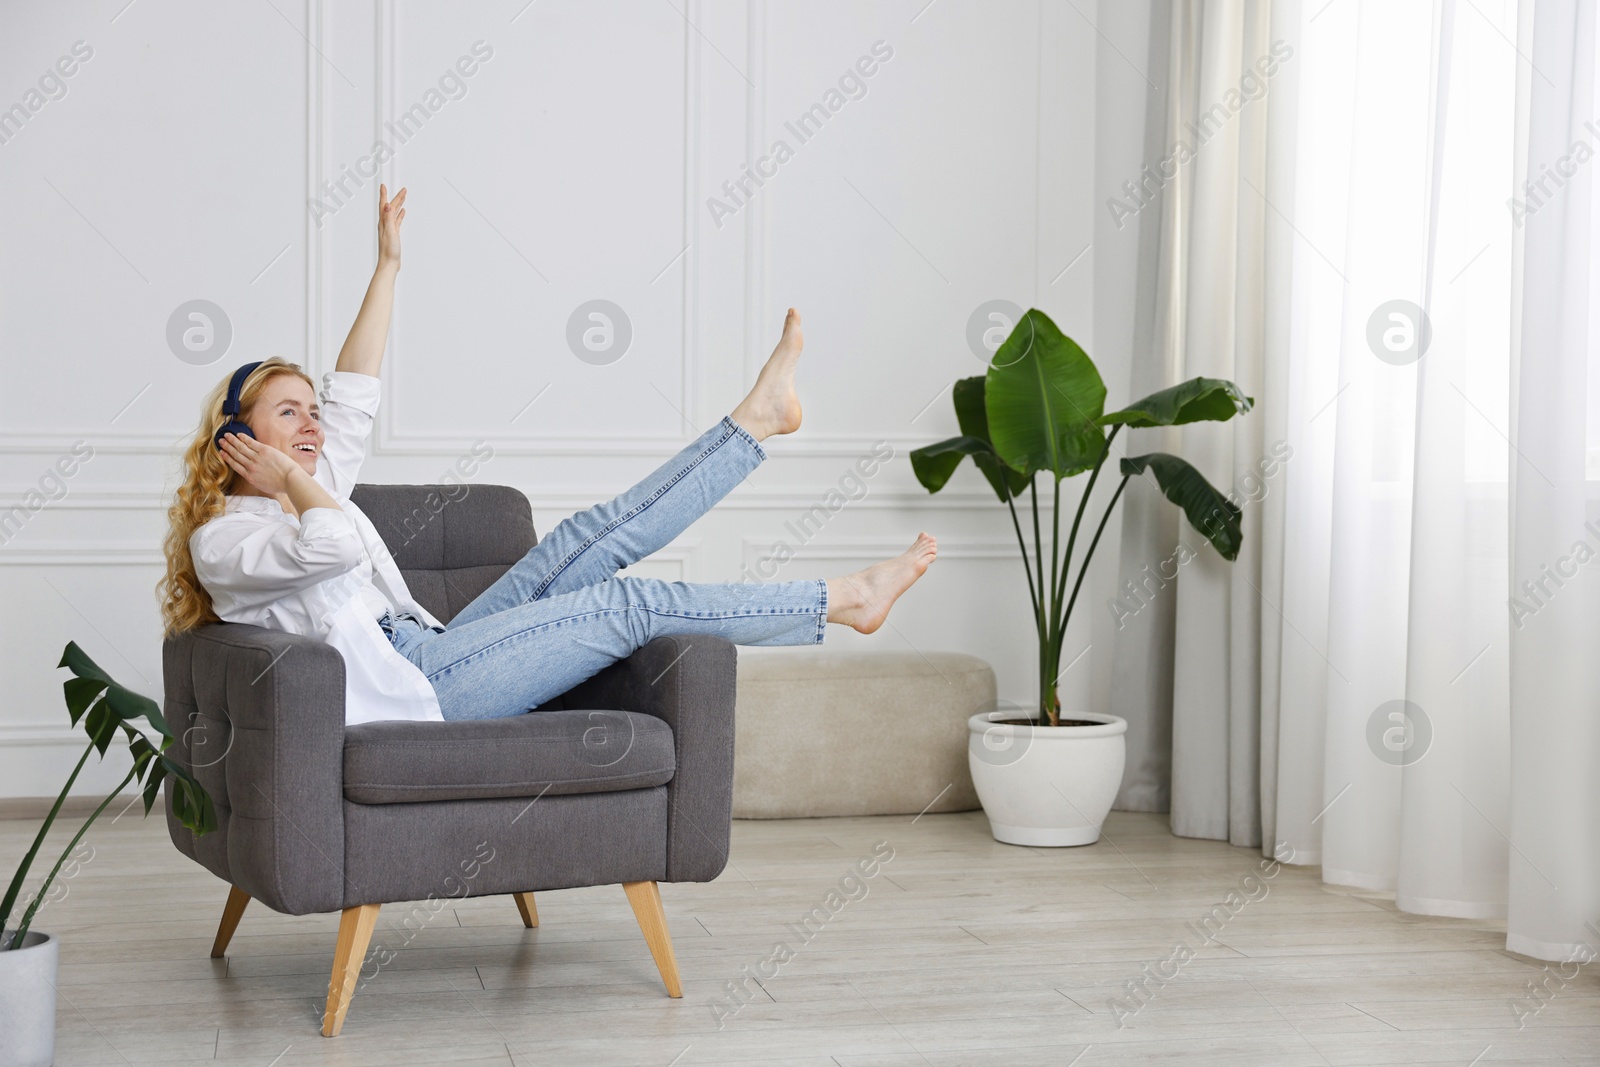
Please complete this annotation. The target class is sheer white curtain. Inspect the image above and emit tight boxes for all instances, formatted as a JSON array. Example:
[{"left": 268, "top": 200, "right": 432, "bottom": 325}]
[
  {"left": 1506, "top": 0, "right": 1600, "bottom": 962},
  {"left": 1111, "top": 0, "right": 1598, "bottom": 958},
  {"left": 1271, "top": 0, "right": 1516, "bottom": 919}
]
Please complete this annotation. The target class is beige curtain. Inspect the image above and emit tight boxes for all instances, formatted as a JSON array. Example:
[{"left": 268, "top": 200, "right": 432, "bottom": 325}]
[{"left": 1108, "top": 0, "right": 1284, "bottom": 848}]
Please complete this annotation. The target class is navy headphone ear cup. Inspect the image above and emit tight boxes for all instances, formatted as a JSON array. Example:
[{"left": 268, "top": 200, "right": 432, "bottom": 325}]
[
  {"left": 214, "top": 360, "right": 265, "bottom": 452},
  {"left": 213, "top": 419, "right": 256, "bottom": 451}
]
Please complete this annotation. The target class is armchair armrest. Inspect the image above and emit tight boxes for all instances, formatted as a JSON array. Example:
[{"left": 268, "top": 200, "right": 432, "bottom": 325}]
[
  {"left": 553, "top": 634, "right": 736, "bottom": 882},
  {"left": 162, "top": 623, "right": 348, "bottom": 915}
]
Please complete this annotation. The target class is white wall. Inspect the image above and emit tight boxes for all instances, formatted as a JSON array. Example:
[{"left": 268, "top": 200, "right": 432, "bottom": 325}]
[{"left": 0, "top": 0, "right": 1145, "bottom": 799}]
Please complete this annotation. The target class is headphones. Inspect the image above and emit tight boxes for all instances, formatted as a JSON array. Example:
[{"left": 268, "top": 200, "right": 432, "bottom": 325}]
[{"left": 213, "top": 360, "right": 265, "bottom": 451}]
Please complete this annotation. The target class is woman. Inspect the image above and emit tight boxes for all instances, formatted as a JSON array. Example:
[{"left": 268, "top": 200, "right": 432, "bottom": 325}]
[{"left": 158, "top": 186, "right": 937, "bottom": 725}]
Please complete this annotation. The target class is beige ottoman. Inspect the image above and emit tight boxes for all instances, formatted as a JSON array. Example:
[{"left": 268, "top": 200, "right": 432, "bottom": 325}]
[{"left": 732, "top": 648, "right": 994, "bottom": 819}]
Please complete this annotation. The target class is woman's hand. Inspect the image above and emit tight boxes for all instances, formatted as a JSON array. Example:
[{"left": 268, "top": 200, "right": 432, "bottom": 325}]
[
  {"left": 334, "top": 186, "right": 406, "bottom": 376},
  {"left": 377, "top": 183, "right": 406, "bottom": 271},
  {"left": 218, "top": 432, "right": 305, "bottom": 498}
]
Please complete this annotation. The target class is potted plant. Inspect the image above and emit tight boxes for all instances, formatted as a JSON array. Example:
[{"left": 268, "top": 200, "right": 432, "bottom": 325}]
[
  {"left": 912, "top": 309, "right": 1250, "bottom": 846},
  {"left": 1, "top": 643, "right": 214, "bottom": 1067}
]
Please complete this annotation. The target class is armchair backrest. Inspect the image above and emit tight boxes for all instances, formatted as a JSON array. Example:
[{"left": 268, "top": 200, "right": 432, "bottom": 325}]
[{"left": 350, "top": 483, "right": 538, "bottom": 624}]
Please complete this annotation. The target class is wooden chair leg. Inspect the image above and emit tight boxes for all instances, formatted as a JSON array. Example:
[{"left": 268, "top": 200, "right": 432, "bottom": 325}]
[
  {"left": 321, "top": 903, "right": 381, "bottom": 1038},
  {"left": 622, "top": 881, "right": 682, "bottom": 998},
  {"left": 210, "top": 886, "right": 251, "bottom": 959},
  {"left": 513, "top": 892, "right": 539, "bottom": 928}
]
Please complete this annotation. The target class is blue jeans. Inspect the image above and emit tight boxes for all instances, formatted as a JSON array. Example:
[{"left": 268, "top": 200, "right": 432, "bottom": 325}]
[{"left": 378, "top": 416, "right": 828, "bottom": 720}]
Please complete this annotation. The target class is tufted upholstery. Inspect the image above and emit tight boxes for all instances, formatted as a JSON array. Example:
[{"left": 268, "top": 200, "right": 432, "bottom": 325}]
[
  {"left": 163, "top": 484, "right": 737, "bottom": 916},
  {"left": 349, "top": 482, "right": 537, "bottom": 624}
]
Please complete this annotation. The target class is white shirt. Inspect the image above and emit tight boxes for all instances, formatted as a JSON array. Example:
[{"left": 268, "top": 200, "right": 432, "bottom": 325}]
[{"left": 190, "top": 370, "right": 446, "bottom": 725}]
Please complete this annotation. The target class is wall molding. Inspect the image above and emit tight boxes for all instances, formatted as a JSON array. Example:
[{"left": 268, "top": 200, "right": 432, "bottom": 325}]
[
  {"left": 744, "top": 0, "right": 768, "bottom": 392},
  {"left": 0, "top": 724, "right": 119, "bottom": 746},
  {"left": 741, "top": 537, "right": 1023, "bottom": 563},
  {"left": 0, "top": 490, "right": 173, "bottom": 510},
  {"left": 0, "top": 433, "right": 184, "bottom": 456},
  {"left": 0, "top": 546, "right": 162, "bottom": 566},
  {"left": 369, "top": 0, "right": 698, "bottom": 458},
  {"left": 0, "top": 2, "right": 330, "bottom": 460},
  {"left": 0, "top": 726, "right": 140, "bottom": 805},
  {"left": 307, "top": 0, "right": 332, "bottom": 379},
  {"left": 0, "top": 487, "right": 1049, "bottom": 514},
  {"left": 0, "top": 431, "right": 980, "bottom": 460},
  {"left": 620, "top": 540, "right": 702, "bottom": 582}
]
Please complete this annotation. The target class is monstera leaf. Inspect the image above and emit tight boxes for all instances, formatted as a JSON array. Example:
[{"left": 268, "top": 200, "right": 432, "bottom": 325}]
[
  {"left": 56, "top": 643, "right": 209, "bottom": 825},
  {"left": 985, "top": 309, "right": 1106, "bottom": 479},
  {"left": 2, "top": 642, "right": 218, "bottom": 948}
]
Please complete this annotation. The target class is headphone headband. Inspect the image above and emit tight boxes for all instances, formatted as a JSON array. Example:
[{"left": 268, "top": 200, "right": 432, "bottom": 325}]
[
  {"left": 221, "top": 361, "right": 264, "bottom": 416},
  {"left": 213, "top": 360, "right": 265, "bottom": 451}
]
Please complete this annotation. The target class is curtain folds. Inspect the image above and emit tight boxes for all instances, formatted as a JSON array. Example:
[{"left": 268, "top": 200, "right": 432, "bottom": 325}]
[
  {"left": 1109, "top": 0, "right": 1598, "bottom": 959},
  {"left": 1107, "top": 0, "right": 1276, "bottom": 848},
  {"left": 1505, "top": 0, "right": 1600, "bottom": 962}
]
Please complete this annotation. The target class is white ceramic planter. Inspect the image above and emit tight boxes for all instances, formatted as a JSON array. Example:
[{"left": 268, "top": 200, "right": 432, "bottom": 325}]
[
  {"left": 967, "top": 710, "right": 1128, "bottom": 846},
  {"left": 0, "top": 929, "right": 58, "bottom": 1067}
]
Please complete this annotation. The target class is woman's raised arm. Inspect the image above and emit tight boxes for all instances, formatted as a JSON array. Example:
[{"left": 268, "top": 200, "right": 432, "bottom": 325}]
[{"left": 334, "top": 183, "right": 406, "bottom": 378}]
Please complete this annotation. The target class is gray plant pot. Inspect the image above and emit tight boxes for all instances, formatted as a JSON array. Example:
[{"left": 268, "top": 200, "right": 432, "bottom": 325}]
[{"left": 0, "top": 930, "right": 57, "bottom": 1067}]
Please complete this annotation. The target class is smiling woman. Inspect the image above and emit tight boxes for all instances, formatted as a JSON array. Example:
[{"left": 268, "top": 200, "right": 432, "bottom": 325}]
[
  {"left": 157, "top": 184, "right": 942, "bottom": 728},
  {"left": 158, "top": 355, "right": 328, "bottom": 635}
]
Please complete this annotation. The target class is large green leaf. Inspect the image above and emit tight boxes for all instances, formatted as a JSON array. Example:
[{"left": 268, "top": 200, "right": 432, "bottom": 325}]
[
  {"left": 951, "top": 376, "right": 993, "bottom": 438},
  {"left": 953, "top": 376, "right": 1031, "bottom": 500},
  {"left": 58, "top": 642, "right": 113, "bottom": 684},
  {"left": 911, "top": 378, "right": 1032, "bottom": 501},
  {"left": 104, "top": 683, "right": 167, "bottom": 737},
  {"left": 161, "top": 751, "right": 217, "bottom": 833},
  {"left": 1120, "top": 453, "right": 1243, "bottom": 560},
  {"left": 1099, "top": 377, "right": 1254, "bottom": 428},
  {"left": 64, "top": 677, "right": 110, "bottom": 726},
  {"left": 985, "top": 309, "right": 1106, "bottom": 479},
  {"left": 83, "top": 697, "right": 118, "bottom": 758},
  {"left": 6, "top": 642, "right": 223, "bottom": 947},
  {"left": 142, "top": 766, "right": 165, "bottom": 815},
  {"left": 138, "top": 740, "right": 166, "bottom": 816},
  {"left": 60, "top": 641, "right": 170, "bottom": 736},
  {"left": 910, "top": 435, "right": 1000, "bottom": 493}
]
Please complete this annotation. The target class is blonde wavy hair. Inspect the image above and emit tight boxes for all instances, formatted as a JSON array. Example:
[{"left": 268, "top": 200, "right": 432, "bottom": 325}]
[{"left": 158, "top": 358, "right": 317, "bottom": 637}]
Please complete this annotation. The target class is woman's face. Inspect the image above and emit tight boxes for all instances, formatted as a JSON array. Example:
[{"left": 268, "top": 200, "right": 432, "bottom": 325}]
[{"left": 244, "top": 376, "right": 324, "bottom": 476}]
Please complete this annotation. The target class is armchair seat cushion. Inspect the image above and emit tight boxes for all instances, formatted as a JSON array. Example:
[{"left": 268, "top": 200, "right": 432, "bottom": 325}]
[{"left": 342, "top": 709, "right": 675, "bottom": 804}]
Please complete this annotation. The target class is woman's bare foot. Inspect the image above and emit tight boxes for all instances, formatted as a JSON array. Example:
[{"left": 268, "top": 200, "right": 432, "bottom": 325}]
[
  {"left": 730, "top": 308, "right": 804, "bottom": 442},
  {"left": 827, "top": 533, "right": 938, "bottom": 634}
]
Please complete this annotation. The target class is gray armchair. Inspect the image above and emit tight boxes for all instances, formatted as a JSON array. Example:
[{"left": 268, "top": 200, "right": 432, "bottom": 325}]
[{"left": 161, "top": 484, "right": 736, "bottom": 1037}]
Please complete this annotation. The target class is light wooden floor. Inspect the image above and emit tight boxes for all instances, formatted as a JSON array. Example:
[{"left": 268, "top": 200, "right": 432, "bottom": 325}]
[{"left": 6, "top": 809, "right": 1596, "bottom": 1066}]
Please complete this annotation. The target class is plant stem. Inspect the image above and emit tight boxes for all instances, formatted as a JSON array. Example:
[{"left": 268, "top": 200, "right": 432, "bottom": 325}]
[
  {"left": 0, "top": 741, "right": 93, "bottom": 934},
  {"left": 1041, "top": 427, "right": 1121, "bottom": 728},
  {"left": 1060, "top": 474, "right": 1132, "bottom": 638},
  {"left": 1028, "top": 477, "right": 1046, "bottom": 642},
  {"left": 1028, "top": 478, "right": 1051, "bottom": 722},
  {"left": 1055, "top": 426, "right": 1120, "bottom": 635},
  {"left": 1003, "top": 488, "right": 1040, "bottom": 624},
  {"left": 1047, "top": 475, "right": 1062, "bottom": 707},
  {"left": 8, "top": 766, "right": 136, "bottom": 949}
]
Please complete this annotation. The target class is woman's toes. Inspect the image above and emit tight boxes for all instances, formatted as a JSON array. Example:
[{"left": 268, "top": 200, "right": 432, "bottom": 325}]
[
  {"left": 777, "top": 308, "right": 803, "bottom": 355},
  {"left": 731, "top": 309, "right": 806, "bottom": 440},
  {"left": 844, "top": 535, "right": 938, "bottom": 634},
  {"left": 761, "top": 310, "right": 804, "bottom": 435}
]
